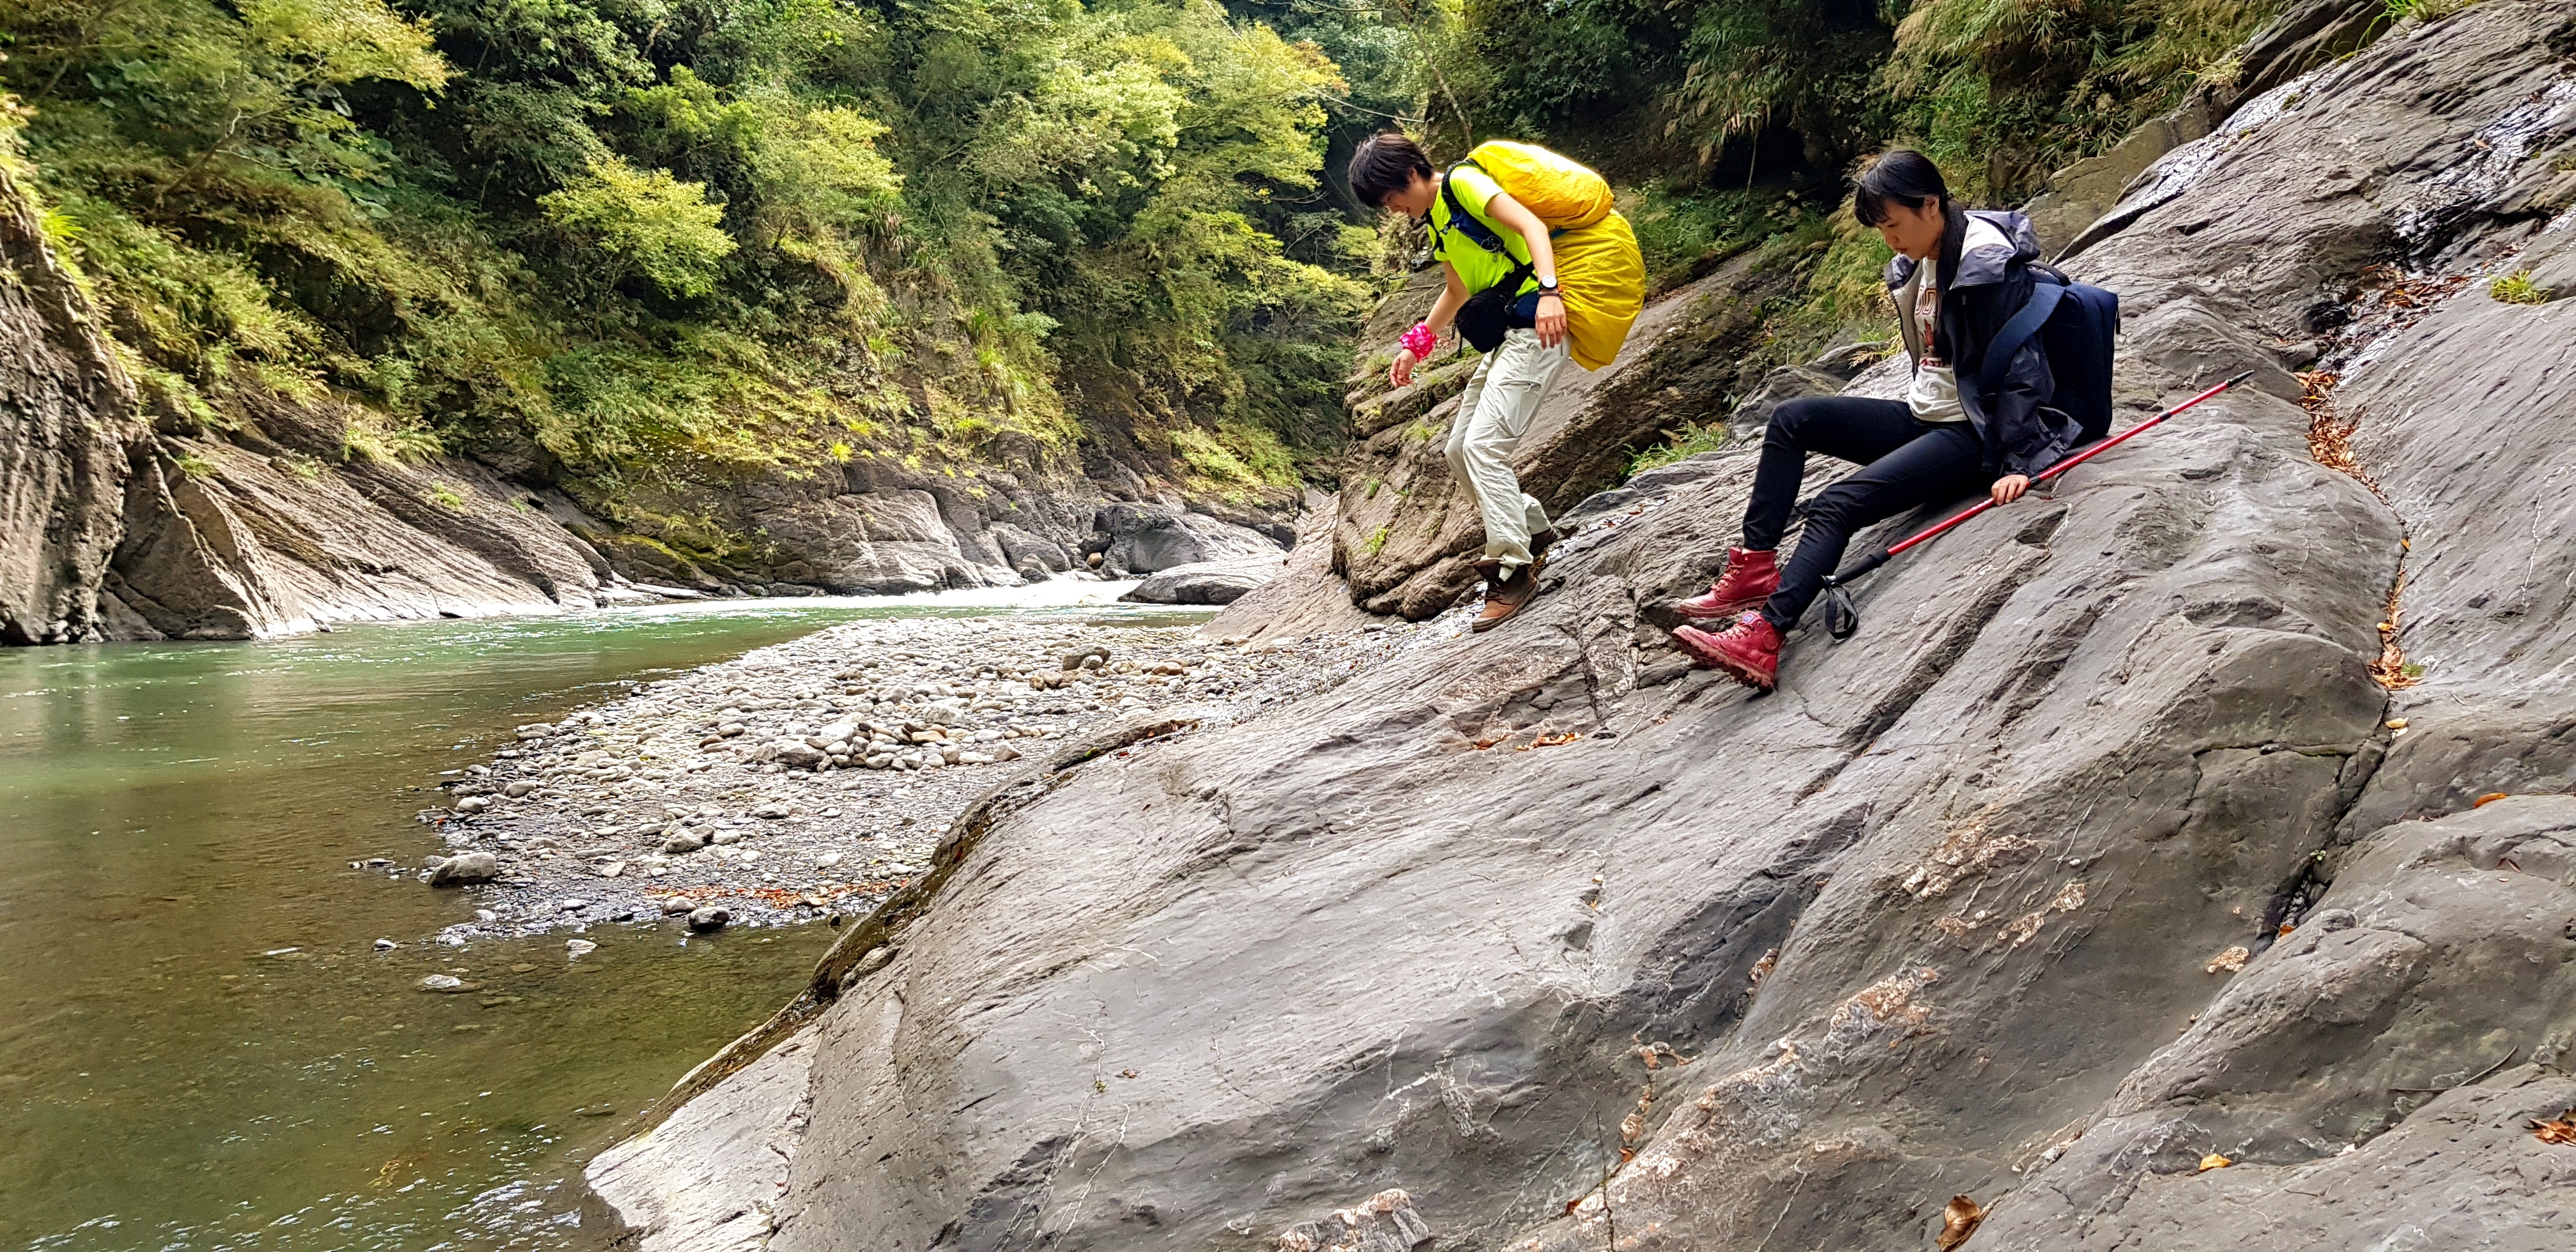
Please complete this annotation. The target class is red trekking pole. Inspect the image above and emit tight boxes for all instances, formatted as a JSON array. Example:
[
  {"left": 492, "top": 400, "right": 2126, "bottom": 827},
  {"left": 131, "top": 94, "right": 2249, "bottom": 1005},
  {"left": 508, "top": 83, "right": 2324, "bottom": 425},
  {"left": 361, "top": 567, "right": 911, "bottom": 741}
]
[{"left": 1816, "top": 370, "right": 2255, "bottom": 641}]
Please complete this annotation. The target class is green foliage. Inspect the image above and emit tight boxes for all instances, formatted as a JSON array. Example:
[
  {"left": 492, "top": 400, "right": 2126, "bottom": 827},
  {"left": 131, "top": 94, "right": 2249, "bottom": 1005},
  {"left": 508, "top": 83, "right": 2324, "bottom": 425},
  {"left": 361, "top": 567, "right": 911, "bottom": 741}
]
[
  {"left": 1627, "top": 423, "right": 1728, "bottom": 476},
  {"left": 2490, "top": 271, "right": 2550, "bottom": 306},
  {"left": 171, "top": 450, "right": 219, "bottom": 478},
  {"left": 422, "top": 479, "right": 468, "bottom": 508},
  {"left": 1, "top": 0, "right": 1379, "bottom": 495},
  {"left": 1627, "top": 181, "right": 1809, "bottom": 292},
  {"left": 1883, "top": 0, "right": 2283, "bottom": 198},
  {"left": 539, "top": 158, "right": 739, "bottom": 298}
]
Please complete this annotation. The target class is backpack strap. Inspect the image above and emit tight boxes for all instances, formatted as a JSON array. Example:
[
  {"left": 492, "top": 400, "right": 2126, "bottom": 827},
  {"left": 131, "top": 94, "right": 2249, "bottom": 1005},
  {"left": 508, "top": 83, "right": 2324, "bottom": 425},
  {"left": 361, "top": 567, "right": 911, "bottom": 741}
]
[
  {"left": 1977, "top": 279, "right": 2064, "bottom": 399},
  {"left": 1437, "top": 161, "right": 1508, "bottom": 256}
]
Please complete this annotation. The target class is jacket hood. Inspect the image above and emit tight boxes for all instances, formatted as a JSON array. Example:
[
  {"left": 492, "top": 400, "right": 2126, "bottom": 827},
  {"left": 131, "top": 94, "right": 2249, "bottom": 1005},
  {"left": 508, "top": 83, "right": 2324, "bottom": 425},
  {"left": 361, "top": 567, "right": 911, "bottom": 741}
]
[{"left": 1883, "top": 209, "right": 2044, "bottom": 291}]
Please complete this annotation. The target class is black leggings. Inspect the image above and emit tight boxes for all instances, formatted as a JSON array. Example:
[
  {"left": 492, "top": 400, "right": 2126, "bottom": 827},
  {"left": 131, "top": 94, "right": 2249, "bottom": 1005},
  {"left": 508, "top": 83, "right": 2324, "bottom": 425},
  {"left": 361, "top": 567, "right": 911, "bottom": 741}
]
[{"left": 1743, "top": 396, "right": 1987, "bottom": 631}]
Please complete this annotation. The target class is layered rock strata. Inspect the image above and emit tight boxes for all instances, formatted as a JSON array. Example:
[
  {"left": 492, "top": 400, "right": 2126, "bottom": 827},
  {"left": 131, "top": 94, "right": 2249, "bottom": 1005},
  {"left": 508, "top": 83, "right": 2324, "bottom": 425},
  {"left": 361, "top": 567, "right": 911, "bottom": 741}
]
[
  {"left": 0, "top": 167, "right": 1288, "bottom": 642},
  {"left": 599, "top": 3, "right": 2576, "bottom": 1248}
]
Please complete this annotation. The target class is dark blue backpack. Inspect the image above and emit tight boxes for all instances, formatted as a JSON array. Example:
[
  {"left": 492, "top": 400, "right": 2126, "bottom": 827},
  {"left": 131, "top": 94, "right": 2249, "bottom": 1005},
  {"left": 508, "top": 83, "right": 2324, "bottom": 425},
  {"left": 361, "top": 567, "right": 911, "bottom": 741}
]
[{"left": 1979, "top": 270, "right": 2119, "bottom": 443}]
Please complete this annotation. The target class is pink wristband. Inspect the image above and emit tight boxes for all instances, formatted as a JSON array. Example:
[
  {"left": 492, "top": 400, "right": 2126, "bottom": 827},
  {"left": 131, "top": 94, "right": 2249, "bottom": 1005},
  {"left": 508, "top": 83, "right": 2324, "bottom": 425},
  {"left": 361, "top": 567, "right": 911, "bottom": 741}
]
[{"left": 1399, "top": 322, "right": 1437, "bottom": 361}]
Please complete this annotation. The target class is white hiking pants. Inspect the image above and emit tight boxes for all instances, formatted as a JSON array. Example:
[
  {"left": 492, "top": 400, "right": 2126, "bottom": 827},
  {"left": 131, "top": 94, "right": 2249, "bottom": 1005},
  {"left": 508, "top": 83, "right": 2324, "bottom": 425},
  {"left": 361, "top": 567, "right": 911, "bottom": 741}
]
[{"left": 1445, "top": 327, "right": 1570, "bottom": 572}]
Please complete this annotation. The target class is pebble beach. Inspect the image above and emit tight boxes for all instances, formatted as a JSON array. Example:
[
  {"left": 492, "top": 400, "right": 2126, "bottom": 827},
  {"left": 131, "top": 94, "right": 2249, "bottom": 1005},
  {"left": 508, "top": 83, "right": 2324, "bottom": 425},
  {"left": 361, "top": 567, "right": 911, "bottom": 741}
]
[{"left": 399, "top": 609, "right": 1427, "bottom": 943}]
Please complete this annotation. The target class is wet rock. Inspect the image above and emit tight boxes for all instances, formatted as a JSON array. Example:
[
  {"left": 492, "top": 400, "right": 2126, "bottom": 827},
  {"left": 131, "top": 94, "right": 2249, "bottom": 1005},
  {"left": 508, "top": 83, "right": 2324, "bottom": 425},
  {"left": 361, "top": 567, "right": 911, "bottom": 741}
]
[
  {"left": 661, "top": 896, "right": 700, "bottom": 915},
  {"left": 453, "top": 795, "right": 491, "bottom": 814},
  {"left": 417, "top": 974, "right": 466, "bottom": 992},
  {"left": 427, "top": 852, "right": 499, "bottom": 886},
  {"left": 373, "top": 938, "right": 397, "bottom": 951},
  {"left": 687, "top": 906, "right": 731, "bottom": 933},
  {"left": 566, "top": 939, "right": 597, "bottom": 956}
]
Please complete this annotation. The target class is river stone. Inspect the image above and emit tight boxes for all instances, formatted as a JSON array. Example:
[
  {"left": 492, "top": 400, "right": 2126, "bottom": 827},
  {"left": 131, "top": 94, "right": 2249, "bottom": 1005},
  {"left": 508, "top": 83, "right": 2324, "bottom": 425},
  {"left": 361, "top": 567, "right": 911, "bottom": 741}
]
[
  {"left": 426, "top": 852, "right": 499, "bottom": 886},
  {"left": 417, "top": 974, "right": 465, "bottom": 992},
  {"left": 1117, "top": 558, "right": 1280, "bottom": 606},
  {"left": 660, "top": 830, "right": 706, "bottom": 855},
  {"left": 687, "top": 906, "right": 731, "bottom": 933},
  {"left": 1090, "top": 503, "right": 1284, "bottom": 574},
  {"left": 566, "top": 939, "right": 597, "bottom": 956}
]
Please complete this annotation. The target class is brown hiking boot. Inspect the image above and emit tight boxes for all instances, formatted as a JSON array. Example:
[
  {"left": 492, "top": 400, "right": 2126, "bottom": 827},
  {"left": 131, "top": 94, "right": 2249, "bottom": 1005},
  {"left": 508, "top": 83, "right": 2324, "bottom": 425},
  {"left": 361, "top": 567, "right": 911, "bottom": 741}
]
[
  {"left": 1471, "top": 562, "right": 1541, "bottom": 632},
  {"left": 1528, "top": 526, "right": 1563, "bottom": 564}
]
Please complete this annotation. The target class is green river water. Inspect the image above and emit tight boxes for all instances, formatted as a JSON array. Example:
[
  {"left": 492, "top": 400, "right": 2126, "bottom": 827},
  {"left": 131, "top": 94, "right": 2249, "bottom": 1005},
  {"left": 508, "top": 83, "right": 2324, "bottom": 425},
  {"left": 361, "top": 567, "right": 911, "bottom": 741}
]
[{"left": 0, "top": 585, "right": 1174, "bottom": 1251}]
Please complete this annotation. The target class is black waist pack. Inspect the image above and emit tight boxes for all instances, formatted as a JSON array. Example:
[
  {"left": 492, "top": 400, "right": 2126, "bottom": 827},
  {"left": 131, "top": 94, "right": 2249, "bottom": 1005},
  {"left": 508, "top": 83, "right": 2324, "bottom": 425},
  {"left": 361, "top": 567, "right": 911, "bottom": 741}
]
[{"left": 1455, "top": 264, "right": 1535, "bottom": 353}]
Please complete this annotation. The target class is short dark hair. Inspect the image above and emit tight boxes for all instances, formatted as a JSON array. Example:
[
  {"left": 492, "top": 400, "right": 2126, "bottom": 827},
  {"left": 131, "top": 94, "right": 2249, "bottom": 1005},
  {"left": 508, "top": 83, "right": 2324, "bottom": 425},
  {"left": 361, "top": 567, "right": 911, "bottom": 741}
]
[
  {"left": 1348, "top": 132, "right": 1434, "bottom": 209},
  {"left": 1852, "top": 149, "right": 1950, "bottom": 227}
]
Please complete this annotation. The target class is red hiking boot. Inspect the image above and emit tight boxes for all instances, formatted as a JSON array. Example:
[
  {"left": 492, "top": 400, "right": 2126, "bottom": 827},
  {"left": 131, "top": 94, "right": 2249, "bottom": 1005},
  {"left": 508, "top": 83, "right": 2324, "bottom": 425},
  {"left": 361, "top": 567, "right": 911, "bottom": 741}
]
[
  {"left": 1675, "top": 548, "right": 1778, "bottom": 621},
  {"left": 1673, "top": 613, "right": 1782, "bottom": 691}
]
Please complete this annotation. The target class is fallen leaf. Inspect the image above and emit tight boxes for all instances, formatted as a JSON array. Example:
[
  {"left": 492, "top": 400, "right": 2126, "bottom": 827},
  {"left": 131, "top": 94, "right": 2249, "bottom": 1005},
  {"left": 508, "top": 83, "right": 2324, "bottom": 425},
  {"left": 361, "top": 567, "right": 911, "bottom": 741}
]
[
  {"left": 2205, "top": 946, "right": 2250, "bottom": 974},
  {"left": 2277, "top": 922, "right": 2296, "bottom": 937},
  {"left": 2531, "top": 1114, "right": 2576, "bottom": 1145},
  {"left": 2384, "top": 718, "right": 2408, "bottom": 729},
  {"left": 1515, "top": 731, "right": 1583, "bottom": 751},
  {"left": 2476, "top": 791, "right": 2510, "bottom": 807},
  {"left": 1117, "top": 1069, "right": 1138, "bottom": 1080},
  {"left": 2198, "top": 1152, "right": 2232, "bottom": 1172},
  {"left": 1936, "top": 1195, "right": 1984, "bottom": 1250}
]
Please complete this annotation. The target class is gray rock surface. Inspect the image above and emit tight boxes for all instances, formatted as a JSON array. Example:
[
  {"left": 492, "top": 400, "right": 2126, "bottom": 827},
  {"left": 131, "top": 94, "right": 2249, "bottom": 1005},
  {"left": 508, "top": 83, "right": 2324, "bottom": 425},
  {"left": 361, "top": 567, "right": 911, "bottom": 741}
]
[
  {"left": 1119, "top": 557, "right": 1284, "bottom": 605},
  {"left": 1091, "top": 503, "right": 1287, "bottom": 574},
  {"left": 427, "top": 853, "right": 500, "bottom": 886},
  {"left": 600, "top": 4, "right": 2576, "bottom": 1249},
  {"left": 0, "top": 160, "right": 142, "bottom": 646},
  {"left": 588, "top": 1026, "right": 819, "bottom": 1252}
]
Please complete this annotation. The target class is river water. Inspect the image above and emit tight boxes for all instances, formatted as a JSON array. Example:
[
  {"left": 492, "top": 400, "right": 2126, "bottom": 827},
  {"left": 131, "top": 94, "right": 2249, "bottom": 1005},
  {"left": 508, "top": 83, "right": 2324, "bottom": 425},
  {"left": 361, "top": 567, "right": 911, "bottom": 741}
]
[{"left": 0, "top": 584, "right": 1172, "bottom": 1251}]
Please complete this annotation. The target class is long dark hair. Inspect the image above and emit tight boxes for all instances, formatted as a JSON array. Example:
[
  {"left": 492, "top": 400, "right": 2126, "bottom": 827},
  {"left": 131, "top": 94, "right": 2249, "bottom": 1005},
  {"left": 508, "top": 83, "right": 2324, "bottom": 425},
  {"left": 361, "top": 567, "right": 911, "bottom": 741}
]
[
  {"left": 1348, "top": 133, "right": 1434, "bottom": 210},
  {"left": 1852, "top": 149, "right": 1950, "bottom": 227}
]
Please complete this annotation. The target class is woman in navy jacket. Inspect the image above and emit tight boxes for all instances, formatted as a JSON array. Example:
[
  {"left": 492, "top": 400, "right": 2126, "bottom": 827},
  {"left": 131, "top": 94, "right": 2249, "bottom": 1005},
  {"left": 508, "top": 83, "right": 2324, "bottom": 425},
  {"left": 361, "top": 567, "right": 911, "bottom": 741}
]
[{"left": 1671, "top": 150, "right": 2078, "bottom": 691}]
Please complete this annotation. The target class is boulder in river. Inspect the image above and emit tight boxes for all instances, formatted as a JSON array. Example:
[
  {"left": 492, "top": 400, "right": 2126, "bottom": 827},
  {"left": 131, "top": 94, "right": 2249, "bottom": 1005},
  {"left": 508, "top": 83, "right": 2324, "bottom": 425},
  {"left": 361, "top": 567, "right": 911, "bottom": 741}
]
[
  {"left": 426, "top": 852, "right": 499, "bottom": 886},
  {"left": 1117, "top": 558, "right": 1281, "bottom": 606}
]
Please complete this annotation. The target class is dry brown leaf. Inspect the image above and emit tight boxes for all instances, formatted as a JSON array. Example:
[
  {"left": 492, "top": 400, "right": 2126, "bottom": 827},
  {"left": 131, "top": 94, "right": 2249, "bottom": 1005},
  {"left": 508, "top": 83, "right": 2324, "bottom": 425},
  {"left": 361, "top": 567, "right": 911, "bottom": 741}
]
[
  {"left": 2205, "top": 946, "right": 2251, "bottom": 974},
  {"left": 2384, "top": 718, "right": 2408, "bottom": 729},
  {"left": 1936, "top": 1195, "right": 1984, "bottom": 1250},
  {"left": 2277, "top": 922, "right": 2296, "bottom": 937},
  {"left": 1515, "top": 731, "right": 1582, "bottom": 751},
  {"left": 2476, "top": 791, "right": 2510, "bottom": 807},
  {"left": 2198, "top": 1152, "right": 2232, "bottom": 1172},
  {"left": 2532, "top": 1113, "right": 2576, "bottom": 1145}
]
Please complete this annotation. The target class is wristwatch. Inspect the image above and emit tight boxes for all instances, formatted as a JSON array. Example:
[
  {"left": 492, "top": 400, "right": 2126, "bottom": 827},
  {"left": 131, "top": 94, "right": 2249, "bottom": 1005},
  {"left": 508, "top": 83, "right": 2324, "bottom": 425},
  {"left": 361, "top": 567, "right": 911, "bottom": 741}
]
[{"left": 1535, "top": 276, "right": 1561, "bottom": 297}]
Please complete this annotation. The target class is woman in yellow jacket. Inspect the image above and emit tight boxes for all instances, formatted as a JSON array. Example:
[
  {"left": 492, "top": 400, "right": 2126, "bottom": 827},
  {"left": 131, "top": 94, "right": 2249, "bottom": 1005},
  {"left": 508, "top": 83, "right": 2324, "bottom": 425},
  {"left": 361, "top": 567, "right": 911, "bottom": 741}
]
[{"left": 1350, "top": 133, "right": 1644, "bottom": 630}]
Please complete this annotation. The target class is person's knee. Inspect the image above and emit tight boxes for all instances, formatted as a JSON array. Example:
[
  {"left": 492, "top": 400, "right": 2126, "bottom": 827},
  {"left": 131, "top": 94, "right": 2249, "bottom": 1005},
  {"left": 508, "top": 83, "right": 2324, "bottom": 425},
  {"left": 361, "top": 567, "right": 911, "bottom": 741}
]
[
  {"left": 1803, "top": 482, "right": 1870, "bottom": 530},
  {"left": 1769, "top": 397, "right": 1827, "bottom": 443}
]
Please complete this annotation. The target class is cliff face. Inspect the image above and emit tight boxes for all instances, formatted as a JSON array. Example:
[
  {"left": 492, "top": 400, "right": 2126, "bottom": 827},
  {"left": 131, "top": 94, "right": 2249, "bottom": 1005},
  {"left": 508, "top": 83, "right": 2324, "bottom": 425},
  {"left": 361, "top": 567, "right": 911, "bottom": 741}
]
[
  {"left": 599, "top": 2, "right": 2576, "bottom": 1248},
  {"left": 0, "top": 177, "right": 1290, "bottom": 644},
  {"left": 0, "top": 160, "right": 140, "bottom": 645}
]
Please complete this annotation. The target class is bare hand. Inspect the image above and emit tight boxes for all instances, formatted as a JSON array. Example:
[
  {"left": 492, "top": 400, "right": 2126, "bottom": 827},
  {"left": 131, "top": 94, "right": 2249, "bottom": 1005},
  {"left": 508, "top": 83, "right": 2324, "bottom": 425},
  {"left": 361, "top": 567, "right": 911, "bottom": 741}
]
[
  {"left": 1534, "top": 294, "right": 1567, "bottom": 349},
  {"left": 1390, "top": 348, "right": 1418, "bottom": 388},
  {"left": 1990, "top": 473, "right": 2030, "bottom": 505}
]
